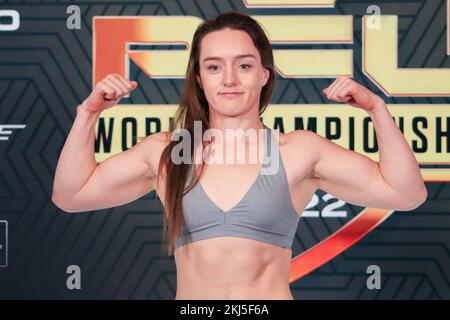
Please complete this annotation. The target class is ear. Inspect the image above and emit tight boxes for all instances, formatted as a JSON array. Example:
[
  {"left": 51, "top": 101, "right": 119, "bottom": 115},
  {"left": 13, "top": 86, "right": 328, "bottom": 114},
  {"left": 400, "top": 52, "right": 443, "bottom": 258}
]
[
  {"left": 262, "top": 68, "right": 270, "bottom": 87},
  {"left": 196, "top": 75, "right": 203, "bottom": 89}
]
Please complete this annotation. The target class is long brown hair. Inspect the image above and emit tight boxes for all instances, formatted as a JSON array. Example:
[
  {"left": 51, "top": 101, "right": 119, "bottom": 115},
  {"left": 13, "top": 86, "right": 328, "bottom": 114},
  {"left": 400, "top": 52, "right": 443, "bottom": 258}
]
[{"left": 157, "top": 11, "right": 276, "bottom": 256}]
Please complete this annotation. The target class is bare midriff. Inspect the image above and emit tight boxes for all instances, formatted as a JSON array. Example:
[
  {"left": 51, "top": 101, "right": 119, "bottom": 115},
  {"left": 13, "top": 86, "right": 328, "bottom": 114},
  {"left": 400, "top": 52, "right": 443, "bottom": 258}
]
[{"left": 174, "top": 236, "right": 294, "bottom": 300}]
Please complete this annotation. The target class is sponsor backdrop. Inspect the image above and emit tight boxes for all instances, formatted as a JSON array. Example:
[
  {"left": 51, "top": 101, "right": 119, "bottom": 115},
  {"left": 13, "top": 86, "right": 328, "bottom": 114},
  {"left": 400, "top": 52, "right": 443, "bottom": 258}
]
[{"left": 0, "top": 0, "right": 449, "bottom": 299}]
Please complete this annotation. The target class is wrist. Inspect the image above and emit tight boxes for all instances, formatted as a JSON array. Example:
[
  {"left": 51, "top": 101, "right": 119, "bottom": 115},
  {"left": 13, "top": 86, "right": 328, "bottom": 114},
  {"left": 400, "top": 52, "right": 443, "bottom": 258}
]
[
  {"left": 367, "top": 98, "right": 386, "bottom": 115},
  {"left": 77, "top": 101, "right": 101, "bottom": 116}
]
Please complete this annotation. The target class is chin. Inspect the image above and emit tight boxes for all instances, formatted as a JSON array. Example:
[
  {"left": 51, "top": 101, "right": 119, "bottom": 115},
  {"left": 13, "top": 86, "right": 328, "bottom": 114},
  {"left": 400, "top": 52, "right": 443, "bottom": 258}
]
[
  {"left": 210, "top": 102, "right": 252, "bottom": 117},
  {"left": 219, "top": 110, "right": 244, "bottom": 118}
]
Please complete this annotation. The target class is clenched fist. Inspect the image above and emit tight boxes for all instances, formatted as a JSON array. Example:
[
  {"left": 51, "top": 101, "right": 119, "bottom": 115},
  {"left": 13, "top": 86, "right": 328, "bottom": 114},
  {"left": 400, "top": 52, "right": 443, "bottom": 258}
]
[
  {"left": 80, "top": 73, "right": 138, "bottom": 113},
  {"left": 322, "top": 76, "right": 384, "bottom": 112}
]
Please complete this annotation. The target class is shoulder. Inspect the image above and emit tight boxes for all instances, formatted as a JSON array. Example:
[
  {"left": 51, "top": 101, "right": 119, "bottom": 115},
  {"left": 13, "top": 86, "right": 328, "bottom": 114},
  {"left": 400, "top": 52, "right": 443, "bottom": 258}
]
[
  {"left": 278, "top": 129, "right": 324, "bottom": 152},
  {"left": 275, "top": 129, "right": 324, "bottom": 181},
  {"left": 137, "top": 131, "right": 172, "bottom": 176},
  {"left": 281, "top": 129, "right": 358, "bottom": 179},
  {"left": 142, "top": 130, "right": 172, "bottom": 143},
  {"left": 136, "top": 131, "right": 172, "bottom": 155}
]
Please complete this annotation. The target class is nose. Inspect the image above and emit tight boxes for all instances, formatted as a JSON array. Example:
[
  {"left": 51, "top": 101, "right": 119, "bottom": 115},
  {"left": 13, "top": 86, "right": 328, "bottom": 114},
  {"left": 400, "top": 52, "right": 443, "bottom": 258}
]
[{"left": 221, "top": 65, "right": 239, "bottom": 87}]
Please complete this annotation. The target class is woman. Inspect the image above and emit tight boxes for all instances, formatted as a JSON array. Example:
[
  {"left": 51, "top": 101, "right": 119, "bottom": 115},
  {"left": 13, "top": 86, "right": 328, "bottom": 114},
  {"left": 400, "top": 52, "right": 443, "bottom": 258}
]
[{"left": 52, "top": 11, "right": 427, "bottom": 300}]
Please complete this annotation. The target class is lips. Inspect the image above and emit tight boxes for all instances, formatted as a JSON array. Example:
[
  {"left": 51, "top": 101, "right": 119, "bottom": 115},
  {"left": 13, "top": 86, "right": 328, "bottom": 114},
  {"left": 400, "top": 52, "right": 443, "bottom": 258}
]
[{"left": 219, "top": 92, "right": 244, "bottom": 98}]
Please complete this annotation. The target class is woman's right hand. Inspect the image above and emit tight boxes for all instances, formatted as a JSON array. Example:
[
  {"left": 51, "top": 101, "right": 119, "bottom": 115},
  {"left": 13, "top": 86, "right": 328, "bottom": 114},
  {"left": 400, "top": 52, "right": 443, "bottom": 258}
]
[{"left": 80, "top": 73, "right": 138, "bottom": 113}]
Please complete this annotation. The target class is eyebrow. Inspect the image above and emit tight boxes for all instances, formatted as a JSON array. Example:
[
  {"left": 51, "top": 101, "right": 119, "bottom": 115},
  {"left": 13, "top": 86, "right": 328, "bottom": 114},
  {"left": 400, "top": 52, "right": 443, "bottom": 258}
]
[{"left": 202, "top": 54, "right": 257, "bottom": 63}]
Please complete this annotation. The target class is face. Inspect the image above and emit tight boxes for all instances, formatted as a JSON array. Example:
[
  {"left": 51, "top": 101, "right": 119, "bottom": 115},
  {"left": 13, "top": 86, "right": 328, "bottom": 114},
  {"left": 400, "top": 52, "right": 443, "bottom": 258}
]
[{"left": 197, "top": 28, "right": 270, "bottom": 118}]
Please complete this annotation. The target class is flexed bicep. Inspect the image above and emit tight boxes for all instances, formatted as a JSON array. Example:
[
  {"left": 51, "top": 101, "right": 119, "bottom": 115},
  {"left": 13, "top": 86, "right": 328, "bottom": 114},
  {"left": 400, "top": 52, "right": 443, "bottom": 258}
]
[
  {"left": 59, "top": 132, "right": 167, "bottom": 212},
  {"left": 304, "top": 131, "right": 409, "bottom": 211}
]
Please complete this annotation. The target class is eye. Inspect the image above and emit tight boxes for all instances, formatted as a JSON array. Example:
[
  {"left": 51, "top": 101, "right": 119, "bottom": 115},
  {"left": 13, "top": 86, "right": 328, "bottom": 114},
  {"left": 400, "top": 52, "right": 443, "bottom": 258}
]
[
  {"left": 239, "top": 64, "right": 252, "bottom": 70},
  {"left": 207, "top": 65, "right": 220, "bottom": 71}
]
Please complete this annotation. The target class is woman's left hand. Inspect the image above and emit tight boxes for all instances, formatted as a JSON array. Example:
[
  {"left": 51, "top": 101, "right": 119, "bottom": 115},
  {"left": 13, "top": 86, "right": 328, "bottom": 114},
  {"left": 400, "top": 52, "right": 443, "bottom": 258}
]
[{"left": 322, "top": 76, "right": 384, "bottom": 112}]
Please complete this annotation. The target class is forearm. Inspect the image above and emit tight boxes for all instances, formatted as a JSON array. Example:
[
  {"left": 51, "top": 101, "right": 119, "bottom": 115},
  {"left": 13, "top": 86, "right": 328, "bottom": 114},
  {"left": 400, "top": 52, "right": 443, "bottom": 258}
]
[
  {"left": 368, "top": 101, "right": 427, "bottom": 203},
  {"left": 52, "top": 102, "right": 101, "bottom": 201}
]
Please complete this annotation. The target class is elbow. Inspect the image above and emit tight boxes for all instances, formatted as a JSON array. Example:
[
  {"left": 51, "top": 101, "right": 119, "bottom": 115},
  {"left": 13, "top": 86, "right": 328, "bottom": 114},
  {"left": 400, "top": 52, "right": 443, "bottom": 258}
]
[
  {"left": 51, "top": 193, "right": 80, "bottom": 213},
  {"left": 397, "top": 185, "right": 428, "bottom": 211}
]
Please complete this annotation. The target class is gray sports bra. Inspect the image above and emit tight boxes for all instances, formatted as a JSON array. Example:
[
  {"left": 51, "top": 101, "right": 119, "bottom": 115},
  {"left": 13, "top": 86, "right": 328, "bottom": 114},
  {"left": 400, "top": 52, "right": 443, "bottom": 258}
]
[{"left": 175, "top": 125, "right": 300, "bottom": 249}]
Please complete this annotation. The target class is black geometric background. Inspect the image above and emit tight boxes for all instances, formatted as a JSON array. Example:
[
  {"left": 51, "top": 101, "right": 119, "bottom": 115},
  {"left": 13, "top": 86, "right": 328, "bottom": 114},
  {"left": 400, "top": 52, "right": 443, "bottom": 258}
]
[{"left": 0, "top": 0, "right": 449, "bottom": 299}]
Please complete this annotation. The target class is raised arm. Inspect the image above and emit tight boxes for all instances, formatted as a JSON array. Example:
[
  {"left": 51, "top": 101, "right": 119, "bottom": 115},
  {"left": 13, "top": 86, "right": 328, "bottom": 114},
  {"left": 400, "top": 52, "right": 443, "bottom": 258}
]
[
  {"left": 301, "top": 77, "right": 427, "bottom": 211},
  {"left": 52, "top": 74, "right": 166, "bottom": 213}
]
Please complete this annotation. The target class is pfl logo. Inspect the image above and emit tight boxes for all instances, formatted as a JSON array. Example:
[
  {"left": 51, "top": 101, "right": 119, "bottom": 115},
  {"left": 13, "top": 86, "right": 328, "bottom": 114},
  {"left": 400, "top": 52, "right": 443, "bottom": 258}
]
[{"left": 0, "top": 221, "right": 8, "bottom": 267}]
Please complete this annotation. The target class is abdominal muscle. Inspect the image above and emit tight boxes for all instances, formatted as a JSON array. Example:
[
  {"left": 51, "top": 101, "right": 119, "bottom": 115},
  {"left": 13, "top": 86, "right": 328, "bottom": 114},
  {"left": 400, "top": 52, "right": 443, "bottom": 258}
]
[{"left": 174, "top": 236, "right": 294, "bottom": 300}]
